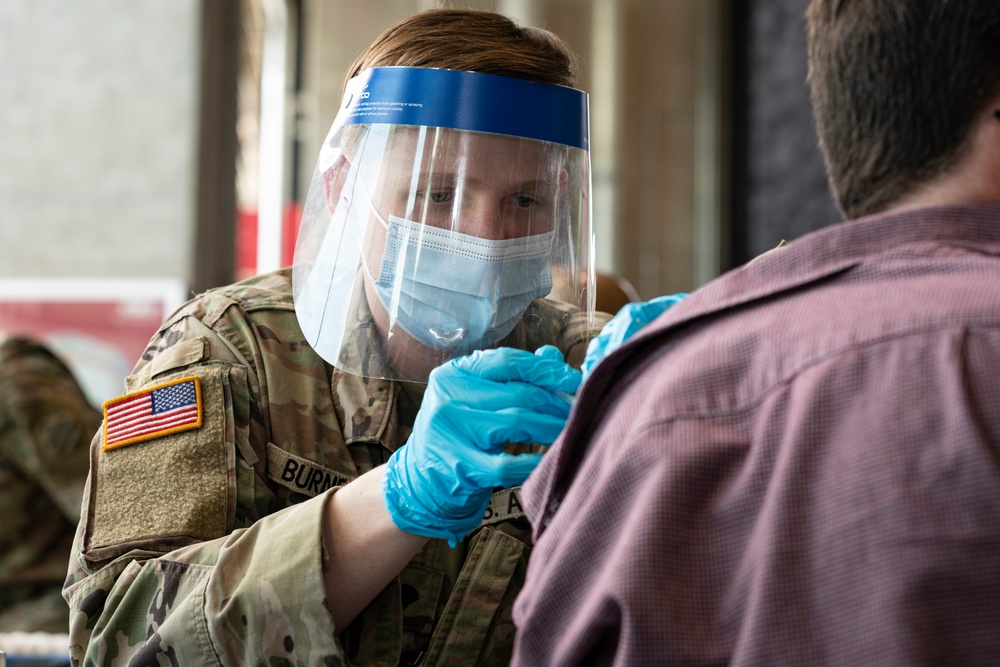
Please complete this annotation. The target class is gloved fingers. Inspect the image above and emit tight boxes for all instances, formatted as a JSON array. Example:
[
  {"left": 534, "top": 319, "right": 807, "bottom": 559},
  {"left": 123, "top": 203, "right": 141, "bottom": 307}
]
[
  {"left": 500, "top": 384, "right": 574, "bottom": 417},
  {"left": 383, "top": 460, "right": 489, "bottom": 543},
  {"left": 445, "top": 406, "right": 570, "bottom": 449},
  {"left": 582, "top": 292, "right": 689, "bottom": 380},
  {"left": 385, "top": 345, "right": 584, "bottom": 547},
  {"left": 439, "top": 379, "right": 574, "bottom": 417},
  {"left": 531, "top": 346, "right": 582, "bottom": 398},
  {"left": 534, "top": 344, "right": 564, "bottom": 362},
  {"left": 604, "top": 302, "right": 655, "bottom": 347},
  {"left": 646, "top": 292, "right": 689, "bottom": 310},
  {"left": 581, "top": 336, "right": 610, "bottom": 378},
  {"left": 462, "top": 451, "right": 545, "bottom": 489},
  {"left": 422, "top": 371, "right": 566, "bottom": 416},
  {"left": 627, "top": 293, "right": 689, "bottom": 334},
  {"left": 492, "top": 451, "right": 545, "bottom": 487},
  {"left": 450, "top": 347, "right": 581, "bottom": 394},
  {"left": 385, "top": 446, "right": 482, "bottom": 509},
  {"left": 609, "top": 292, "right": 689, "bottom": 346}
]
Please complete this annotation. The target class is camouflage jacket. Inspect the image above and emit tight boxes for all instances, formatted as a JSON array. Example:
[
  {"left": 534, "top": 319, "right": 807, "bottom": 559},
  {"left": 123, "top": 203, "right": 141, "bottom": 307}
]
[
  {"left": 64, "top": 269, "right": 607, "bottom": 666},
  {"left": 0, "top": 337, "right": 99, "bottom": 633}
]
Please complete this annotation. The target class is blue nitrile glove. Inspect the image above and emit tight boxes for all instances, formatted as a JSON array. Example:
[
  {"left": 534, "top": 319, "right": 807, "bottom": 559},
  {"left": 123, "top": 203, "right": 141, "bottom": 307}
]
[
  {"left": 383, "top": 345, "right": 580, "bottom": 546},
  {"left": 581, "top": 292, "right": 689, "bottom": 382}
]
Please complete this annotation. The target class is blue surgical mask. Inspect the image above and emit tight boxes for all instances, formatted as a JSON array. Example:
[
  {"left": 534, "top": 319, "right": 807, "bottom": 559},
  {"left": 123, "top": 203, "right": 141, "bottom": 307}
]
[{"left": 365, "top": 214, "right": 554, "bottom": 351}]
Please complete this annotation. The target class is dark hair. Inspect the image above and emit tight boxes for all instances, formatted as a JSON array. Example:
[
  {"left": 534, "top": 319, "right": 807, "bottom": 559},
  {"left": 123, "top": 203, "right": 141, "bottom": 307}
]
[
  {"left": 805, "top": 0, "right": 1000, "bottom": 218},
  {"left": 343, "top": 9, "right": 579, "bottom": 93}
]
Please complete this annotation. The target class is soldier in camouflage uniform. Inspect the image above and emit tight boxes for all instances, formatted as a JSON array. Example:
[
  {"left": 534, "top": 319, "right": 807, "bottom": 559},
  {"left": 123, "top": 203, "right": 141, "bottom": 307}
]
[
  {"left": 63, "top": 9, "right": 608, "bottom": 665},
  {"left": 0, "top": 336, "right": 99, "bottom": 633}
]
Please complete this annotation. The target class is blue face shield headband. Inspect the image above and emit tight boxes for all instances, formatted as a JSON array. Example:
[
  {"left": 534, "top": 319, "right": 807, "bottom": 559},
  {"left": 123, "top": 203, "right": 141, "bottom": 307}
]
[
  {"left": 332, "top": 66, "right": 589, "bottom": 151},
  {"left": 292, "top": 66, "right": 594, "bottom": 383}
]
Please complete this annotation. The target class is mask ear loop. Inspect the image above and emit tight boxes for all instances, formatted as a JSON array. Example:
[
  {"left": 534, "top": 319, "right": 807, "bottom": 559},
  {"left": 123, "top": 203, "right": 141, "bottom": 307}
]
[
  {"left": 355, "top": 171, "right": 412, "bottom": 301},
  {"left": 356, "top": 174, "right": 390, "bottom": 289},
  {"left": 347, "top": 122, "right": 399, "bottom": 286},
  {"left": 357, "top": 126, "right": 433, "bottom": 324}
]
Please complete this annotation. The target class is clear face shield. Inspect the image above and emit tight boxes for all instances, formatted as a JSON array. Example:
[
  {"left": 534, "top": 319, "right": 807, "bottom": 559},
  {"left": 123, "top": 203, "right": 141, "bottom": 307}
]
[{"left": 293, "top": 67, "right": 594, "bottom": 383}]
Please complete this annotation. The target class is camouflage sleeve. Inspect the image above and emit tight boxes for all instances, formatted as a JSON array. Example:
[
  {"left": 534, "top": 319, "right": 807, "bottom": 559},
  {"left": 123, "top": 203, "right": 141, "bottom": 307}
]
[
  {"left": 61, "top": 296, "right": 346, "bottom": 665},
  {"left": 65, "top": 483, "right": 342, "bottom": 664},
  {"left": 0, "top": 337, "right": 98, "bottom": 632},
  {"left": 0, "top": 337, "right": 98, "bottom": 522}
]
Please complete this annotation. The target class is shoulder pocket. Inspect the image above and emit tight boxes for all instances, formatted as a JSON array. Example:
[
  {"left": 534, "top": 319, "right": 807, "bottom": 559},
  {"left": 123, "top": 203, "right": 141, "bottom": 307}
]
[
  {"left": 422, "top": 527, "right": 529, "bottom": 666},
  {"left": 84, "top": 364, "right": 238, "bottom": 563}
]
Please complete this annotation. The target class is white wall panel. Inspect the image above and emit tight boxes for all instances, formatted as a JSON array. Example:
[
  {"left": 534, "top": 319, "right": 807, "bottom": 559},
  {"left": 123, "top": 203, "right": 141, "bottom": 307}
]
[{"left": 0, "top": 0, "right": 201, "bottom": 281}]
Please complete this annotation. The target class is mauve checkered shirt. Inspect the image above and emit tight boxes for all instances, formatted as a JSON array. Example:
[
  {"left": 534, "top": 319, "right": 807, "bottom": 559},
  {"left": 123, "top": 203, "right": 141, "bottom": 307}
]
[{"left": 513, "top": 204, "right": 1000, "bottom": 666}]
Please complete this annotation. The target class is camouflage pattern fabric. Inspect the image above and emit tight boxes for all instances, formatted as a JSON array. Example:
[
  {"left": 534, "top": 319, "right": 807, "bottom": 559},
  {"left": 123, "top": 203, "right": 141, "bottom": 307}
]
[
  {"left": 0, "top": 337, "right": 100, "bottom": 633},
  {"left": 63, "top": 268, "right": 608, "bottom": 666}
]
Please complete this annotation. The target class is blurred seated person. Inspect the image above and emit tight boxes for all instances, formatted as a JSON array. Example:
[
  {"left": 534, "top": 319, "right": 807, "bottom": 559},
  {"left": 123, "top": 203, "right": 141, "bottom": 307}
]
[{"left": 0, "top": 336, "right": 99, "bottom": 632}]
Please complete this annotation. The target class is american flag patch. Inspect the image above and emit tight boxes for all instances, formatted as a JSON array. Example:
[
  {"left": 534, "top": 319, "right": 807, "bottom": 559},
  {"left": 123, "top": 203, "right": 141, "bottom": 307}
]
[{"left": 102, "top": 376, "right": 203, "bottom": 452}]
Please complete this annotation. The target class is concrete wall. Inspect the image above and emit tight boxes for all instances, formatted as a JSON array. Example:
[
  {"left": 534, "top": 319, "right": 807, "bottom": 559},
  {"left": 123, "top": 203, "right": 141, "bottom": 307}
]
[{"left": 0, "top": 0, "right": 201, "bottom": 284}]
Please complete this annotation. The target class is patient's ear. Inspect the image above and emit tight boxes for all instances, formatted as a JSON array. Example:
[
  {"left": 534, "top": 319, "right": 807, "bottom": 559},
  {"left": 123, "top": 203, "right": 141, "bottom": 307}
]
[{"left": 322, "top": 154, "right": 351, "bottom": 213}]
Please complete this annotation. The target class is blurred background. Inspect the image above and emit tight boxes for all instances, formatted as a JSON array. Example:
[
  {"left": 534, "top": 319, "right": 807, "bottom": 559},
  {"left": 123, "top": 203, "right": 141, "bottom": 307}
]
[{"left": 0, "top": 0, "right": 839, "bottom": 405}]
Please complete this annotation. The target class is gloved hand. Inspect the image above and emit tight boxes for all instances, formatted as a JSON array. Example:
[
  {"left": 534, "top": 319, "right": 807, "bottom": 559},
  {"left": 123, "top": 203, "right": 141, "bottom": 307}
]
[
  {"left": 383, "top": 345, "right": 581, "bottom": 546},
  {"left": 581, "top": 292, "right": 688, "bottom": 382}
]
